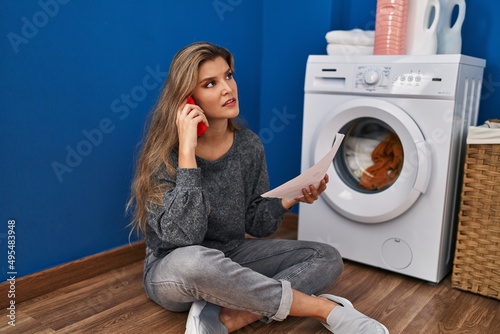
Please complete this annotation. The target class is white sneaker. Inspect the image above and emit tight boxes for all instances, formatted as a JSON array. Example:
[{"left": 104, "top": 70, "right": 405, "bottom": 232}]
[
  {"left": 319, "top": 294, "right": 389, "bottom": 334},
  {"left": 185, "top": 300, "right": 228, "bottom": 334}
]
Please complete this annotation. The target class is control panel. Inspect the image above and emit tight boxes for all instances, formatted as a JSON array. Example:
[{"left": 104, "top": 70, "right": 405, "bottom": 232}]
[{"left": 353, "top": 64, "right": 457, "bottom": 97}]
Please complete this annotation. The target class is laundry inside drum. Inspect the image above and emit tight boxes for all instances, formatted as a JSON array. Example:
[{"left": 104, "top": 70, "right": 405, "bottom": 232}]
[{"left": 338, "top": 118, "right": 404, "bottom": 192}]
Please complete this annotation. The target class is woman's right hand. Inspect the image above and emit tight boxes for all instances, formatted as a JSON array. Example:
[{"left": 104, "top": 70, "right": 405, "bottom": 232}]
[{"left": 176, "top": 99, "right": 208, "bottom": 168}]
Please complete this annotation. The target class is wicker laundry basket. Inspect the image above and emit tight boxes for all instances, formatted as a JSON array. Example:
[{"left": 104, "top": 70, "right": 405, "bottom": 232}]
[{"left": 451, "top": 134, "right": 500, "bottom": 300}]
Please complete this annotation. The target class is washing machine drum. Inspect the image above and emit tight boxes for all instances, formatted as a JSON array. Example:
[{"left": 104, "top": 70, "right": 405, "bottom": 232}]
[{"left": 314, "top": 98, "right": 431, "bottom": 223}]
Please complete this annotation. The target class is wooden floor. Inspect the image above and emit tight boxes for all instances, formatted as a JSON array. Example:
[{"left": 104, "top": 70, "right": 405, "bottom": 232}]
[{"left": 1, "top": 219, "right": 499, "bottom": 334}]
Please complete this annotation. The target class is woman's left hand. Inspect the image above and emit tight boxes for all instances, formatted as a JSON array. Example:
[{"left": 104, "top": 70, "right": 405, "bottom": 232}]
[{"left": 281, "top": 174, "right": 329, "bottom": 209}]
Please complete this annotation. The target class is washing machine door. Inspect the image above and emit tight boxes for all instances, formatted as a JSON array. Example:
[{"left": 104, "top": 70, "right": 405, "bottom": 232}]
[{"left": 314, "top": 98, "right": 431, "bottom": 223}]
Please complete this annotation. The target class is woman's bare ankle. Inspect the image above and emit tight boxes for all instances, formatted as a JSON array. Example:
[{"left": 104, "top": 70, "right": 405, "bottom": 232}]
[{"left": 219, "top": 307, "right": 262, "bottom": 333}]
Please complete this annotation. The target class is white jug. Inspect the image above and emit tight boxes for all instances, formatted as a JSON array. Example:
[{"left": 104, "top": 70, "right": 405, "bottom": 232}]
[
  {"left": 437, "top": 0, "right": 466, "bottom": 54},
  {"left": 406, "top": 0, "right": 441, "bottom": 55}
]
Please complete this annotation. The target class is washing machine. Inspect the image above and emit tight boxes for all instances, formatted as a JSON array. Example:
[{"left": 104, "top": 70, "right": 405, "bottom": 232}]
[{"left": 298, "top": 54, "right": 485, "bottom": 283}]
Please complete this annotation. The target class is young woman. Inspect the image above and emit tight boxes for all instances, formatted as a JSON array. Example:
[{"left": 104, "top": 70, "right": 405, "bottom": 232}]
[{"left": 128, "top": 42, "right": 389, "bottom": 334}]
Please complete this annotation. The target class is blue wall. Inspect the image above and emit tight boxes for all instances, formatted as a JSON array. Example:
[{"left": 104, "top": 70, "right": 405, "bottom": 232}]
[{"left": 1, "top": 0, "right": 499, "bottom": 280}]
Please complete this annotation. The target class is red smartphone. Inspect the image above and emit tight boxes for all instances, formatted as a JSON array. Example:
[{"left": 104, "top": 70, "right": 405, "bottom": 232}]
[{"left": 187, "top": 96, "right": 206, "bottom": 137}]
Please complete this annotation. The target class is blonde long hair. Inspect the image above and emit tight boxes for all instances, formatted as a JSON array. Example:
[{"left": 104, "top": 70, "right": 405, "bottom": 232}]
[{"left": 127, "top": 42, "right": 238, "bottom": 236}]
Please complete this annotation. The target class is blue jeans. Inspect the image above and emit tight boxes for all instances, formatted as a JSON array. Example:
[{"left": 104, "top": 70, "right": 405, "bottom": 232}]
[{"left": 143, "top": 239, "right": 343, "bottom": 322}]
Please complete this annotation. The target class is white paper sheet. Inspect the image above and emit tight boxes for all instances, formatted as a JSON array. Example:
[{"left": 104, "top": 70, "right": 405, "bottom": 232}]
[{"left": 261, "top": 133, "right": 345, "bottom": 201}]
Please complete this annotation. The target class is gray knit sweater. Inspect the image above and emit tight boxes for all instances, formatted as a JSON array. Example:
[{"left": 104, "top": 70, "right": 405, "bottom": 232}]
[{"left": 146, "top": 128, "right": 287, "bottom": 257}]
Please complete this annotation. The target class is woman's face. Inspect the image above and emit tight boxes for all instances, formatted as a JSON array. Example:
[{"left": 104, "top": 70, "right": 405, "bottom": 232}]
[{"left": 193, "top": 56, "right": 239, "bottom": 122}]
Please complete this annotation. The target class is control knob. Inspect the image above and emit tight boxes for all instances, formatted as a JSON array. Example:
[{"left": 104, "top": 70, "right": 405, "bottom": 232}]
[{"left": 364, "top": 70, "right": 380, "bottom": 85}]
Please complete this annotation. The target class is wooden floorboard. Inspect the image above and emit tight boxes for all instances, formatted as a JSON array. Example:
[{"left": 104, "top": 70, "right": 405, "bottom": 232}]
[
  {"left": 0, "top": 241, "right": 146, "bottom": 308},
  {"left": 1, "top": 214, "right": 499, "bottom": 333}
]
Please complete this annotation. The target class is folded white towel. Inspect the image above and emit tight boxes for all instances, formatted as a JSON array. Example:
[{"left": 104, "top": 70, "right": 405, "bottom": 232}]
[
  {"left": 468, "top": 121, "right": 500, "bottom": 144},
  {"left": 467, "top": 126, "right": 500, "bottom": 144},
  {"left": 327, "top": 44, "right": 374, "bottom": 56},
  {"left": 325, "top": 29, "right": 375, "bottom": 46},
  {"left": 479, "top": 120, "right": 500, "bottom": 129}
]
